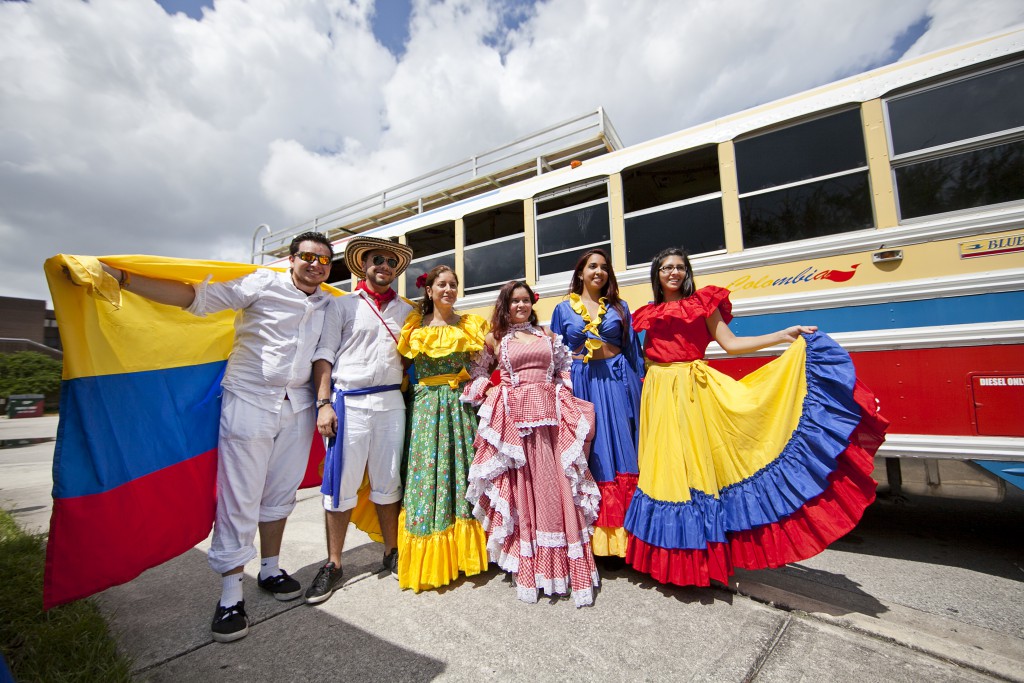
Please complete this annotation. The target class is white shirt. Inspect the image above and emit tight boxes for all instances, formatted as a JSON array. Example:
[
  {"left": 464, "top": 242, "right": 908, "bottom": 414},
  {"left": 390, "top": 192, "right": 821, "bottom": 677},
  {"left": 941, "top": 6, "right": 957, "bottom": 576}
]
[
  {"left": 187, "top": 269, "right": 331, "bottom": 413},
  {"left": 312, "top": 289, "right": 412, "bottom": 411}
]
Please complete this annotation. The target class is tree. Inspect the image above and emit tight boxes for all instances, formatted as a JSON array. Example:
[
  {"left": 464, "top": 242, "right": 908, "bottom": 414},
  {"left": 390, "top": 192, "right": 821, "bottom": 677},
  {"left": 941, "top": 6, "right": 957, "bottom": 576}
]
[{"left": 0, "top": 352, "right": 62, "bottom": 397}]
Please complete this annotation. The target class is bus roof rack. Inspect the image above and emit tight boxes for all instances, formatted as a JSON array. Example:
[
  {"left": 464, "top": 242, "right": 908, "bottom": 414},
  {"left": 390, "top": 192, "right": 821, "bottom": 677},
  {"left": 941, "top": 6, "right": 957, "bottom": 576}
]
[{"left": 254, "top": 107, "right": 624, "bottom": 261}]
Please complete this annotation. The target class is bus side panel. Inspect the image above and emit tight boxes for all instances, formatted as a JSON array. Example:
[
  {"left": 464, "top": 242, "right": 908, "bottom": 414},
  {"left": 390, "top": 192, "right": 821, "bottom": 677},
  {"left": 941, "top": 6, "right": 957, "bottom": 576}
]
[{"left": 709, "top": 343, "right": 1024, "bottom": 437}]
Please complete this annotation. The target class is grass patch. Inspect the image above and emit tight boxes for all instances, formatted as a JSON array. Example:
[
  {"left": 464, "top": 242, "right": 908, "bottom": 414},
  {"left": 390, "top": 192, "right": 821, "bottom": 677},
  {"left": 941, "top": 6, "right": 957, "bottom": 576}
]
[{"left": 0, "top": 509, "right": 133, "bottom": 682}]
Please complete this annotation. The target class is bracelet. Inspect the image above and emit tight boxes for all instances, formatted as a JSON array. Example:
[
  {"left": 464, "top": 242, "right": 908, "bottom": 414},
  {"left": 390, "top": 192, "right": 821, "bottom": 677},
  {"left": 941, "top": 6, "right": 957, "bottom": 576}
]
[{"left": 118, "top": 269, "right": 131, "bottom": 289}]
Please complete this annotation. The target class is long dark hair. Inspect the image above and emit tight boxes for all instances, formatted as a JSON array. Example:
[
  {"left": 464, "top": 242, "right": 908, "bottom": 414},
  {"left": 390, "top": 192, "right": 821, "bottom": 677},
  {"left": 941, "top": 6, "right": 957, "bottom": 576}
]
[
  {"left": 650, "top": 247, "right": 695, "bottom": 304},
  {"left": 568, "top": 248, "right": 626, "bottom": 322},
  {"left": 491, "top": 280, "right": 538, "bottom": 341},
  {"left": 419, "top": 264, "right": 458, "bottom": 316}
]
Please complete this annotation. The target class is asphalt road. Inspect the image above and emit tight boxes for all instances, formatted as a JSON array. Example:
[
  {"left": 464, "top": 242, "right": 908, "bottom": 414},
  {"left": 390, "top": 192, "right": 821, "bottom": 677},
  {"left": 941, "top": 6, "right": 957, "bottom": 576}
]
[{"left": 2, "top": 414, "right": 1022, "bottom": 681}]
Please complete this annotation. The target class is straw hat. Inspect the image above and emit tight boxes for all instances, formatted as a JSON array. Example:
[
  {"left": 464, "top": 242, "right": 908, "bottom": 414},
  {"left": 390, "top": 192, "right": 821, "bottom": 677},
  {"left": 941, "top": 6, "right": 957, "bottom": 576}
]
[{"left": 344, "top": 236, "right": 413, "bottom": 279}]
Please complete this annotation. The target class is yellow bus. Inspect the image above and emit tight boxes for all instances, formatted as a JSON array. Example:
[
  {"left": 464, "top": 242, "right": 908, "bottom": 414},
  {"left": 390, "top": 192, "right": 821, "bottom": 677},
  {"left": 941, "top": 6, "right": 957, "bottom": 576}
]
[{"left": 259, "top": 27, "right": 1024, "bottom": 502}]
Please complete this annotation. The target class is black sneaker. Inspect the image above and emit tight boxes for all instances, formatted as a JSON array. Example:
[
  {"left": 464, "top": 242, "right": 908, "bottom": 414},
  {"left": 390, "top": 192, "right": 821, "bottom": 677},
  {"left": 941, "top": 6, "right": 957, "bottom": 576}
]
[
  {"left": 382, "top": 549, "right": 399, "bottom": 580},
  {"left": 257, "top": 569, "right": 302, "bottom": 601},
  {"left": 211, "top": 600, "right": 249, "bottom": 643},
  {"left": 304, "top": 562, "right": 343, "bottom": 604}
]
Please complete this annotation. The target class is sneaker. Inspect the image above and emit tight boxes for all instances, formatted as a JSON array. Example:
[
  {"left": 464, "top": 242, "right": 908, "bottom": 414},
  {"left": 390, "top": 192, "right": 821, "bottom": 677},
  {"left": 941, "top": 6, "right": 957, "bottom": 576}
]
[
  {"left": 382, "top": 549, "right": 399, "bottom": 580},
  {"left": 211, "top": 600, "right": 249, "bottom": 643},
  {"left": 304, "top": 562, "right": 343, "bottom": 604},
  {"left": 257, "top": 569, "right": 302, "bottom": 601}
]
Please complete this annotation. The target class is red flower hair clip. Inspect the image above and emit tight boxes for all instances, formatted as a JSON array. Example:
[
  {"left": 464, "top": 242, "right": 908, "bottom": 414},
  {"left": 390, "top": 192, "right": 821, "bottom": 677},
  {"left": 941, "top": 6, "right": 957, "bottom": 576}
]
[
  {"left": 415, "top": 273, "right": 428, "bottom": 289},
  {"left": 533, "top": 292, "right": 540, "bottom": 303}
]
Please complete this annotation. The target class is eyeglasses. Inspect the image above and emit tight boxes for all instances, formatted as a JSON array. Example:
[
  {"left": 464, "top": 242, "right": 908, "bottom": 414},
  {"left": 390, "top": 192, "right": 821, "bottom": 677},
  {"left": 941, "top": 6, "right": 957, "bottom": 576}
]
[
  {"left": 658, "top": 265, "right": 688, "bottom": 274},
  {"left": 295, "top": 251, "right": 331, "bottom": 266},
  {"left": 371, "top": 255, "right": 400, "bottom": 268}
]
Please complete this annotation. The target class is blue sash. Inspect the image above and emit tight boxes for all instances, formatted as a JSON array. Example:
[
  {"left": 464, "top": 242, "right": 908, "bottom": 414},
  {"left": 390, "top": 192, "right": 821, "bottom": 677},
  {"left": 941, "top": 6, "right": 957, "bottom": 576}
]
[{"left": 320, "top": 384, "right": 403, "bottom": 508}]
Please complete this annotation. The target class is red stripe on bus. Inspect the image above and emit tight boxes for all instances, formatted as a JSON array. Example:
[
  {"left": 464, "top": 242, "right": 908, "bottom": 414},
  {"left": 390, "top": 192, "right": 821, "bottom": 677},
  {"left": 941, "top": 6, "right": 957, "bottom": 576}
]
[{"left": 710, "top": 344, "right": 1024, "bottom": 436}]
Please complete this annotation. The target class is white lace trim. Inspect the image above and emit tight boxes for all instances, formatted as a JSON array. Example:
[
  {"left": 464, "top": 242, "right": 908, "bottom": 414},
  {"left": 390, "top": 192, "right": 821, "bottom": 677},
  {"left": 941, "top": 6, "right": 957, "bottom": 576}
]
[
  {"left": 549, "top": 332, "right": 574, "bottom": 382},
  {"left": 516, "top": 585, "right": 539, "bottom": 603},
  {"left": 474, "top": 480, "right": 517, "bottom": 567},
  {"left": 536, "top": 530, "right": 567, "bottom": 548},
  {"left": 567, "top": 540, "right": 584, "bottom": 560},
  {"left": 460, "top": 376, "right": 491, "bottom": 405},
  {"left": 573, "top": 587, "right": 594, "bottom": 608},
  {"left": 558, "top": 414, "right": 601, "bottom": 528},
  {"left": 515, "top": 417, "right": 558, "bottom": 437},
  {"left": 519, "top": 539, "right": 534, "bottom": 558},
  {"left": 535, "top": 574, "right": 570, "bottom": 596},
  {"left": 492, "top": 546, "right": 520, "bottom": 573}
]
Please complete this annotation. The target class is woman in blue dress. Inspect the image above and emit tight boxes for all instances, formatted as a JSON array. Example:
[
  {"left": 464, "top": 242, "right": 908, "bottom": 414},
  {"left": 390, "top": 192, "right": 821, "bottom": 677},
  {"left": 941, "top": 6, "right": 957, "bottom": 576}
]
[{"left": 549, "top": 248, "right": 644, "bottom": 562}]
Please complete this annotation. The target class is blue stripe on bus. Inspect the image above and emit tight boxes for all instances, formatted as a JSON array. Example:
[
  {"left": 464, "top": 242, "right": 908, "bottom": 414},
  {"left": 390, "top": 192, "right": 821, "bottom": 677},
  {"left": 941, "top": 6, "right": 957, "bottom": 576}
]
[{"left": 728, "top": 290, "right": 1024, "bottom": 336}]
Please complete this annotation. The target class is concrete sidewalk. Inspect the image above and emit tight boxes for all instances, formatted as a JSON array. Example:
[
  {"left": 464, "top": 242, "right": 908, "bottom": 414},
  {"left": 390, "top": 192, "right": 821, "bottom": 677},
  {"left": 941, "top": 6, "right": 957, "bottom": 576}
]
[{"left": 3, "top": 415, "right": 1022, "bottom": 682}]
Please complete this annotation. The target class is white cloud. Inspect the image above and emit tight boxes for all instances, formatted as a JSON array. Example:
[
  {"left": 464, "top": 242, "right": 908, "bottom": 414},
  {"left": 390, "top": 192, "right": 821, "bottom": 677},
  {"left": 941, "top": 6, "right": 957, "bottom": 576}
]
[{"left": 1, "top": 0, "right": 1022, "bottom": 304}]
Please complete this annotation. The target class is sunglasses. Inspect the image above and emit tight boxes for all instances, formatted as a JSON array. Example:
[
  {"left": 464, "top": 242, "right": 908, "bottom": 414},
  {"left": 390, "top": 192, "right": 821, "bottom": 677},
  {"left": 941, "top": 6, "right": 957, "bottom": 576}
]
[
  {"left": 370, "top": 255, "right": 400, "bottom": 268},
  {"left": 295, "top": 251, "right": 331, "bottom": 266}
]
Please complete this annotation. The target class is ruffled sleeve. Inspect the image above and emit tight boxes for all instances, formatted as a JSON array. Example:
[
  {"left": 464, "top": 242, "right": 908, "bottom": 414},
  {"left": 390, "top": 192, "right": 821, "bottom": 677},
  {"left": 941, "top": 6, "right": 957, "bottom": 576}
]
[
  {"left": 398, "top": 311, "right": 489, "bottom": 359},
  {"left": 693, "top": 285, "right": 733, "bottom": 324},
  {"left": 631, "top": 301, "right": 658, "bottom": 332},
  {"left": 396, "top": 310, "right": 423, "bottom": 359},
  {"left": 460, "top": 341, "right": 496, "bottom": 405},
  {"left": 550, "top": 333, "right": 574, "bottom": 389},
  {"left": 632, "top": 286, "right": 733, "bottom": 332}
]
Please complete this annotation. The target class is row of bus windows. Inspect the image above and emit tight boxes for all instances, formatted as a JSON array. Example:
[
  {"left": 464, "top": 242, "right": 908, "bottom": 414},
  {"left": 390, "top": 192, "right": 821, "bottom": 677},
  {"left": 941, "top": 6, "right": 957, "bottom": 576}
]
[{"left": 328, "top": 59, "right": 1023, "bottom": 293}]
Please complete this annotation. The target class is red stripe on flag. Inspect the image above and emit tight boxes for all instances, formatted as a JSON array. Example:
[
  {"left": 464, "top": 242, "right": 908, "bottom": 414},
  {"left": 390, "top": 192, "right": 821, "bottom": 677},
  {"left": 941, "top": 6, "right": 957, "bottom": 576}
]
[
  {"left": 43, "top": 449, "right": 217, "bottom": 610},
  {"left": 300, "top": 430, "right": 326, "bottom": 489}
]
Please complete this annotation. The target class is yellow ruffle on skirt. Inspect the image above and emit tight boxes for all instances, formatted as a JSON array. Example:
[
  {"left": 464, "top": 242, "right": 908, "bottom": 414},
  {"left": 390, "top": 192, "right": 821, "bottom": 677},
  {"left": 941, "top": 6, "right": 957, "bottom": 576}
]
[
  {"left": 396, "top": 509, "right": 489, "bottom": 592},
  {"left": 638, "top": 337, "right": 808, "bottom": 503},
  {"left": 591, "top": 526, "right": 628, "bottom": 557}
]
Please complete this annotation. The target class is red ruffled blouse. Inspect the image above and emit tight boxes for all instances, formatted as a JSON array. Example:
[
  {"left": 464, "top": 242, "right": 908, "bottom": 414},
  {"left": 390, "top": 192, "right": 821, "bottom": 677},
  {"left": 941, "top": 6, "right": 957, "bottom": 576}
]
[{"left": 631, "top": 286, "right": 733, "bottom": 363}]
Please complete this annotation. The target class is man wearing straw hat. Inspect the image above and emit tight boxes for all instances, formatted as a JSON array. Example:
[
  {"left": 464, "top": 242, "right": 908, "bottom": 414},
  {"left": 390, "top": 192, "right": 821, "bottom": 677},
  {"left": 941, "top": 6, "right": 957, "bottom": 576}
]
[{"left": 305, "top": 235, "right": 415, "bottom": 604}]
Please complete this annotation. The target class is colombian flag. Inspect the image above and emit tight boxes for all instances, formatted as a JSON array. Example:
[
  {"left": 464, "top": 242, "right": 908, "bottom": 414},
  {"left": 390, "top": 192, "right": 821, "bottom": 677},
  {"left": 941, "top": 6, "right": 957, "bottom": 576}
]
[{"left": 41, "top": 255, "right": 377, "bottom": 609}]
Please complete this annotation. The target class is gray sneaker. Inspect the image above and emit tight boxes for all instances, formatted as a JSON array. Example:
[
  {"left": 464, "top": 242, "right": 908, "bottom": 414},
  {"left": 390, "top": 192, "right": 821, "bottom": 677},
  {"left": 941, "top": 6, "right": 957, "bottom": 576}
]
[
  {"left": 382, "top": 549, "right": 399, "bottom": 580},
  {"left": 304, "top": 562, "right": 343, "bottom": 604}
]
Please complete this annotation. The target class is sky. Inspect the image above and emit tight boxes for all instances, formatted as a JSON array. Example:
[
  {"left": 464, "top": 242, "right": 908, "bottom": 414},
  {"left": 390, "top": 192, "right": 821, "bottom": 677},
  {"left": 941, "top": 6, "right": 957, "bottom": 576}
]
[{"left": 2, "top": 0, "right": 1023, "bottom": 306}]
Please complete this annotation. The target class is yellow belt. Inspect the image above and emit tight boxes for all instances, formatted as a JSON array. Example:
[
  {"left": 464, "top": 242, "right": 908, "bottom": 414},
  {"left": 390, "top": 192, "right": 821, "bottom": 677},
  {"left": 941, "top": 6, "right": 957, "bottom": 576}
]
[
  {"left": 417, "top": 367, "right": 471, "bottom": 389},
  {"left": 647, "top": 359, "right": 709, "bottom": 402}
]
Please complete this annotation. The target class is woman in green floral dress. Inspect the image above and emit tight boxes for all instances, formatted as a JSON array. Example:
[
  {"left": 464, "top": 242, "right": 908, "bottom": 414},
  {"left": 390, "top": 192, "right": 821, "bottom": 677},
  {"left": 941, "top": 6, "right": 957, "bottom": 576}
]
[{"left": 395, "top": 265, "right": 490, "bottom": 591}]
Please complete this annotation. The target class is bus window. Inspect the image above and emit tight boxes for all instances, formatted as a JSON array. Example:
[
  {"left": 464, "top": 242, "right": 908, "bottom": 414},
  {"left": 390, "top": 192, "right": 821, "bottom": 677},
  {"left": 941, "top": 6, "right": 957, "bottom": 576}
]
[
  {"left": 736, "top": 108, "right": 873, "bottom": 248},
  {"left": 463, "top": 202, "right": 525, "bottom": 295},
  {"left": 405, "top": 221, "right": 456, "bottom": 287},
  {"left": 887, "top": 60, "right": 1024, "bottom": 220},
  {"left": 622, "top": 146, "right": 724, "bottom": 266},
  {"left": 328, "top": 258, "right": 352, "bottom": 292},
  {"left": 535, "top": 181, "right": 611, "bottom": 278}
]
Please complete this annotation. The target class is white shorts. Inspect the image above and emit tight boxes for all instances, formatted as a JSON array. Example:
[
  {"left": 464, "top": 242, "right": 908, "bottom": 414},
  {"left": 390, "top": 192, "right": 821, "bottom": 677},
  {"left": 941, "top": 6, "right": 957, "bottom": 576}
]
[
  {"left": 322, "top": 405, "right": 405, "bottom": 512},
  {"left": 208, "top": 391, "right": 314, "bottom": 574}
]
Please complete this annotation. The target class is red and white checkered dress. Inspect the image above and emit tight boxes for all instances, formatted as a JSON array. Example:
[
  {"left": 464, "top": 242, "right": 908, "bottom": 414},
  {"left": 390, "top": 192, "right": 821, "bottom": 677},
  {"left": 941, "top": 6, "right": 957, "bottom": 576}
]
[{"left": 463, "top": 326, "right": 601, "bottom": 606}]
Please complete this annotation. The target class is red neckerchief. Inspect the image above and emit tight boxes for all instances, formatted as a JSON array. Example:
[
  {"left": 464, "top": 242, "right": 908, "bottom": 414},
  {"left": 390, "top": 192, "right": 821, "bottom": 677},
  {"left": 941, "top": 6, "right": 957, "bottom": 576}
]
[{"left": 356, "top": 280, "right": 397, "bottom": 310}]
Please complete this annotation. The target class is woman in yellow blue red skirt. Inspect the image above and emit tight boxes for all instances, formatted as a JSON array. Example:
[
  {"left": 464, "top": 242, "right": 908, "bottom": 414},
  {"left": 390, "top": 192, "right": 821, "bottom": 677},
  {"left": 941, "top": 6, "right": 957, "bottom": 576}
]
[{"left": 624, "top": 247, "right": 887, "bottom": 586}]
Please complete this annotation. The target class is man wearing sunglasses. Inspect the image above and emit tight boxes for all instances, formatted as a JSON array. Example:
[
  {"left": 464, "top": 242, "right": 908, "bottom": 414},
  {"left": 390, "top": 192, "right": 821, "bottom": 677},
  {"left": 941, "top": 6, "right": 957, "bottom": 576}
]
[
  {"left": 305, "top": 235, "right": 414, "bottom": 605},
  {"left": 102, "top": 231, "right": 334, "bottom": 643}
]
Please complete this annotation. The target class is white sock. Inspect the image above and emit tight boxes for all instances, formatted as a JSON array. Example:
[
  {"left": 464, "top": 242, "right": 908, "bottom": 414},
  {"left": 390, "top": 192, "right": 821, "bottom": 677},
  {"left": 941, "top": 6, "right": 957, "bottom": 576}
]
[
  {"left": 220, "top": 574, "right": 243, "bottom": 608},
  {"left": 259, "top": 556, "right": 280, "bottom": 581}
]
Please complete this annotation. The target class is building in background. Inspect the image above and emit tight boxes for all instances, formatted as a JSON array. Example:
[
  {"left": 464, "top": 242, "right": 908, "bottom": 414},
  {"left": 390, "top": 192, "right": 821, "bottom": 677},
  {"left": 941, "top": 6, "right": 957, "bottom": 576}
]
[{"left": 0, "top": 296, "right": 62, "bottom": 359}]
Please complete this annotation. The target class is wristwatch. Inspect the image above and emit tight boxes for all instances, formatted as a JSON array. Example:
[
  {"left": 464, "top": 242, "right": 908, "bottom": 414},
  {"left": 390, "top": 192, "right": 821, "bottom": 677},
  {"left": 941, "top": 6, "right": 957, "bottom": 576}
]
[{"left": 316, "top": 398, "right": 332, "bottom": 409}]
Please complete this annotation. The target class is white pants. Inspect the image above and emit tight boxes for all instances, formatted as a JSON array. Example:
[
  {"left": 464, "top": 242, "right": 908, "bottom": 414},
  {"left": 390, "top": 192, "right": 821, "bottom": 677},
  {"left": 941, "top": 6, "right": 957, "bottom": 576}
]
[
  {"left": 322, "top": 405, "right": 405, "bottom": 512},
  {"left": 208, "top": 391, "right": 314, "bottom": 574}
]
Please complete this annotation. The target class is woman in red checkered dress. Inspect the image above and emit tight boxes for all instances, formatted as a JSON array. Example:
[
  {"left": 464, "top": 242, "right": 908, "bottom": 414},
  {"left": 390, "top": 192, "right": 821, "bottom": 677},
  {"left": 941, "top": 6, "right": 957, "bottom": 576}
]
[{"left": 462, "top": 280, "right": 601, "bottom": 606}]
